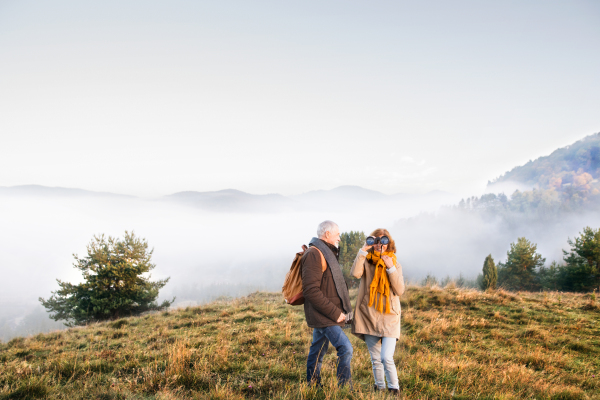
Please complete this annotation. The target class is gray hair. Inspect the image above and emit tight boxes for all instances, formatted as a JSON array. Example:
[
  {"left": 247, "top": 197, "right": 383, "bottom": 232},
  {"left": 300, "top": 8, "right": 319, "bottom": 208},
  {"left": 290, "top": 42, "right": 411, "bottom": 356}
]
[{"left": 317, "top": 220, "right": 339, "bottom": 238}]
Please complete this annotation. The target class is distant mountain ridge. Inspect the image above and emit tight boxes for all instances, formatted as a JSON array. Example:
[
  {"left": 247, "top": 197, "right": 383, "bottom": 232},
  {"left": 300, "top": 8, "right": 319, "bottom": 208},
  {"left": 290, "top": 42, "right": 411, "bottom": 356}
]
[
  {"left": 0, "top": 184, "right": 456, "bottom": 213},
  {"left": 166, "top": 185, "right": 456, "bottom": 213},
  {"left": 5, "top": 133, "right": 600, "bottom": 213},
  {"left": 165, "top": 189, "right": 297, "bottom": 213}
]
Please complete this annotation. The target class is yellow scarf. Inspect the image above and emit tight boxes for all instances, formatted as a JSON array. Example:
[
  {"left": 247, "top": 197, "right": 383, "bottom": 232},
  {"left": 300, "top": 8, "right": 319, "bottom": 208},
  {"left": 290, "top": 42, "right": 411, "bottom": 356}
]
[{"left": 367, "top": 251, "right": 397, "bottom": 314}]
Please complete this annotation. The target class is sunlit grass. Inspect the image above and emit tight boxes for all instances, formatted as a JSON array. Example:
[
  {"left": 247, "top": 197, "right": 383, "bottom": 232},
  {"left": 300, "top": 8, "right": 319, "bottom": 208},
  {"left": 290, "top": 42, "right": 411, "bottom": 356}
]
[{"left": 1, "top": 287, "right": 599, "bottom": 399}]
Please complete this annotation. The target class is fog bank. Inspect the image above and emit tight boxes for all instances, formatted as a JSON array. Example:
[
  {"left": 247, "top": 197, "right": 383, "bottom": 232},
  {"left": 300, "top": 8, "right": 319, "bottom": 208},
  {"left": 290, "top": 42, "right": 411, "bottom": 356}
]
[
  {"left": 2, "top": 186, "right": 596, "bottom": 341},
  {"left": 0, "top": 187, "right": 456, "bottom": 340}
]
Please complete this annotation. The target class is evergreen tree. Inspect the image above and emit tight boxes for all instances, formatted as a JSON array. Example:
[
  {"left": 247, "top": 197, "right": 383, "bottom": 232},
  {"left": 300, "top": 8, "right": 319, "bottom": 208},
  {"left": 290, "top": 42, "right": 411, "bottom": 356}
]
[
  {"left": 40, "top": 231, "right": 174, "bottom": 326},
  {"left": 338, "top": 231, "right": 366, "bottom": 288},
  {"left": 497, "top": 237, "right": 545, "bottom": 291},
  {"left": 481, "top": 254, "right": 497, "bottom": 290},
  {"left": 537, "top": 261, "right": 562, "bottom": 291},
  {"left": 559, "top": 227, "right": 600, "bottom": 292}
]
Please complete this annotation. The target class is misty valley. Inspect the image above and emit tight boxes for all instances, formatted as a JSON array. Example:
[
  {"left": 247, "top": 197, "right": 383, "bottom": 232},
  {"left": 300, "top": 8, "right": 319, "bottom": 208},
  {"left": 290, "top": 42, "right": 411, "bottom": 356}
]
[{"left": 2, "top": 133, "right": 600, "bottom": 343}]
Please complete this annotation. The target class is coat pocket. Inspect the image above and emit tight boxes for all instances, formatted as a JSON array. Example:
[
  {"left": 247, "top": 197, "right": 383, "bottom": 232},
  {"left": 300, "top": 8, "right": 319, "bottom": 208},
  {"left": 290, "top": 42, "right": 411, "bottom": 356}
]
[{"left": 359, "top": 292, "right": 370, "bottom": 313}]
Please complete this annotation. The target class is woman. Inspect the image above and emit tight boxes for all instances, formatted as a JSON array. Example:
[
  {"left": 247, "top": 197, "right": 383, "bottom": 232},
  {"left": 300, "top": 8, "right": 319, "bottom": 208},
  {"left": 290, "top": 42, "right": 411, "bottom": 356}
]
[{"left": 351, "top": 228, "right": 405, "bottom": 395}]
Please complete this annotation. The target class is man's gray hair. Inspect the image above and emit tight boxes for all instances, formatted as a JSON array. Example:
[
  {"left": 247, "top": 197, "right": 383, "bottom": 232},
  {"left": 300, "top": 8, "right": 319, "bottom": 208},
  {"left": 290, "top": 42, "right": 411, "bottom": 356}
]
[{"left": 317, "top": 220, "right": 339, "bottom": 238}]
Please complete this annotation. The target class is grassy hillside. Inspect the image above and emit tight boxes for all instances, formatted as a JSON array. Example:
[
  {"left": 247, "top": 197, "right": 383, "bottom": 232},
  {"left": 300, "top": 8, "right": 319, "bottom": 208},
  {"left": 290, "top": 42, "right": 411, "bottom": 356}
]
[{"left": 1, "top": 287, "right": 599, "bottom": 400}]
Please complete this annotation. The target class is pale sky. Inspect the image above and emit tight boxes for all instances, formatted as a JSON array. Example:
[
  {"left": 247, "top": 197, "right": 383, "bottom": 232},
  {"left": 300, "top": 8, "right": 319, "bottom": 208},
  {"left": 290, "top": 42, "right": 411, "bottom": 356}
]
[{"left": 1, "top": 0, "right": 599, "bottom": 197}]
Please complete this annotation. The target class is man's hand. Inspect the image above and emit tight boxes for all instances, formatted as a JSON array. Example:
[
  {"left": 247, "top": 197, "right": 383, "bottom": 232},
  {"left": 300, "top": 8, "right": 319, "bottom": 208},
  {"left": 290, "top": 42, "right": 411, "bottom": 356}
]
[
  {"left": 337, "top": 312, "right": 346, "bottom": 323},
  {"left": 382, "top": 255, "right": 395, "bottom": 269}
]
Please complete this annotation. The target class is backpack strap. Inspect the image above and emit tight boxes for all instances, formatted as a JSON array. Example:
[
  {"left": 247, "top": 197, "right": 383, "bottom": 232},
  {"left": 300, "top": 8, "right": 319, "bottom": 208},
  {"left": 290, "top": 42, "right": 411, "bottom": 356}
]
[{"left": 311, "top": 247, "right": 327, "bottom": 273}]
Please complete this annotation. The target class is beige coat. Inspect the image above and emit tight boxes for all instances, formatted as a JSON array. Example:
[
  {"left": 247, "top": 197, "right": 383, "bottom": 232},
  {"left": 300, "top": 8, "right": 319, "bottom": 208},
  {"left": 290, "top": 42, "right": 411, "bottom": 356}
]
[{"left": 350, "top": 250, "right": 405, "bottom": 340}]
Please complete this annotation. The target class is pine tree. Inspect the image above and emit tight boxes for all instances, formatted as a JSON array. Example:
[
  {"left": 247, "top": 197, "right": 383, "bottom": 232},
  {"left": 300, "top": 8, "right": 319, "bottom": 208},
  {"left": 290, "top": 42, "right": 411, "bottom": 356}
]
[
  {"left": 497, "top": 237, "right": 545, "bottom": 291},
  {"left": 40, "top": 231, "right": 174, "bottom": 326},
  {"left": 481, "top": 254, "right": 497, "bottom": 290},
  {"left": 559, "top": 227, "right": 600, "bottom": 292}
]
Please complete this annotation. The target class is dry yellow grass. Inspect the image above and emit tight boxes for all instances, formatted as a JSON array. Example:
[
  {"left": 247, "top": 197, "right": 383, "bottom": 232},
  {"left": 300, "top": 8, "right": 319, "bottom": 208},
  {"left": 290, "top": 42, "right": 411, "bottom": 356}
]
[{"left": 1, "top": 287, "right": 599, "bottom": 399}]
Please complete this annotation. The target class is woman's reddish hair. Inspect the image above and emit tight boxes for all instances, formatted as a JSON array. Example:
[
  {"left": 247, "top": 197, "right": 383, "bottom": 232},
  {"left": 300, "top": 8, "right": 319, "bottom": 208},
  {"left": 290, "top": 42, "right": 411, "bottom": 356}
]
[{"left": 369, "top": 228, "right": 396, "bottom": 254}]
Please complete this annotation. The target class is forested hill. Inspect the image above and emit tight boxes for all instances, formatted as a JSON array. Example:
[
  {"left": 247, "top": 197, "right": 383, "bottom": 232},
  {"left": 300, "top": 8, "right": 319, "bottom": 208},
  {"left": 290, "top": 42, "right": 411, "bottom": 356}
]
[{"left": 490, "top": 133, "right": 600, "bottom": 192}]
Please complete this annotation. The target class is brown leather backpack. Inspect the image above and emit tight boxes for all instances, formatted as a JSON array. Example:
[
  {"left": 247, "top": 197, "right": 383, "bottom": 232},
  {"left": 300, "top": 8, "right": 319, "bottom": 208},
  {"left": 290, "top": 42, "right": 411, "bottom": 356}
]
[{"left": 282, "top": 245, "right": 327, "bottom": 305}]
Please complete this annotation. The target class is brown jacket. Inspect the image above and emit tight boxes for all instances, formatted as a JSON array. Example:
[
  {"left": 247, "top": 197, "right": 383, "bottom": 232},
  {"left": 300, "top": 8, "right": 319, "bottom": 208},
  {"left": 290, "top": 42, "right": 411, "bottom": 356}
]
[
  {"left": 350, "top": 250, "right": 405, "bottom": 340},
  {"left": 301, "top": 244, "right": 344, "bottom": 328}
]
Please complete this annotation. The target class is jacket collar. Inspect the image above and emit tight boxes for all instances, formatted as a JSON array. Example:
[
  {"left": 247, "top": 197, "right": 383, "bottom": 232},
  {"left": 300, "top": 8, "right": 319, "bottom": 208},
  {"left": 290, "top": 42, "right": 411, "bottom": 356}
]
[{"left": 315, "top": 238, "right": 339, "bottom": 259}]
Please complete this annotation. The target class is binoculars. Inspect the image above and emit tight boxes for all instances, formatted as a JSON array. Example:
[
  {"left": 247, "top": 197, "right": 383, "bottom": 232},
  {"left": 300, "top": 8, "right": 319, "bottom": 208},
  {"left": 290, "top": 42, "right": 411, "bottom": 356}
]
[{"left": 366, "top": 236, "right": 390, "bottom": 246}]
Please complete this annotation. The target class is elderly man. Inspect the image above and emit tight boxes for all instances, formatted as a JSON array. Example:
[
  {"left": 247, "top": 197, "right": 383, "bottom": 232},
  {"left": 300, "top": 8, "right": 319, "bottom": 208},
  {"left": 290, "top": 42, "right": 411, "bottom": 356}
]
[{"left": 302, "top": 220, "right": 353, "bottom": 388}]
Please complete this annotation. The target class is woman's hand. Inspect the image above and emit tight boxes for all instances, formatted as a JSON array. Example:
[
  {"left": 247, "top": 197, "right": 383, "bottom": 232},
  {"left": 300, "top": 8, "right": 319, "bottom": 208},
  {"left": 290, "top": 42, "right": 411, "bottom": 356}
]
[
  {"left": 382, "top": 255, "right": 395, "bottom": 269},
  {"left": 361, "top": 242, "right": 373, "bottom": 252}
]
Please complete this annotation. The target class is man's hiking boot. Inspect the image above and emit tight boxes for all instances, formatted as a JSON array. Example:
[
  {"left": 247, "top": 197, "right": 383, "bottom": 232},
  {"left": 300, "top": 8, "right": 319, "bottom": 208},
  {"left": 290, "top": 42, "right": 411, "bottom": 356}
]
[
  {"left": 387, "top": 388, "right": 401, "bottom": 396},
  {"left": 373, "top": 384, "right": 385, "bottom": 391}
]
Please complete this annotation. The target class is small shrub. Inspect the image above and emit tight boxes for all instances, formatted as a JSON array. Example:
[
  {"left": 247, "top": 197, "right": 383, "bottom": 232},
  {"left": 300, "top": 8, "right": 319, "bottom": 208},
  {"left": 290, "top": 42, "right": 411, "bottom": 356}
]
[
  {"left": 7, "top": 337, "right": 25, "bottom": 349},
  {"left": 109, "top": 319, "right": 129, "bottom": 329}
]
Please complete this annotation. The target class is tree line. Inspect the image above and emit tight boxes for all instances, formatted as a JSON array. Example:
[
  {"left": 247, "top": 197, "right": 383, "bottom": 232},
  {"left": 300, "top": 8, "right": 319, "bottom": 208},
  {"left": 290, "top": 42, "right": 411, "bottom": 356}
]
[
  {"left": 339, "top": 227, "right": 600, "bottom": 293},
  {"left": 480, "top": 226, "right": 600, "bottom": 292},
  {"left": 40, "top": 225, "right": 600, "bottom": 329}
]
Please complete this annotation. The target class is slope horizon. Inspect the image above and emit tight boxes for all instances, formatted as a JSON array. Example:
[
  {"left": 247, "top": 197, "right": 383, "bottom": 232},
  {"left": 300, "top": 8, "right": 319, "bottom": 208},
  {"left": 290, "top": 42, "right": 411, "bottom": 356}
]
[
  {"left": 0, "top": 183, "right": 453, "bottom": 199},
  {"left": 3, "top": 132, "right": 598, "bottom": 199}
]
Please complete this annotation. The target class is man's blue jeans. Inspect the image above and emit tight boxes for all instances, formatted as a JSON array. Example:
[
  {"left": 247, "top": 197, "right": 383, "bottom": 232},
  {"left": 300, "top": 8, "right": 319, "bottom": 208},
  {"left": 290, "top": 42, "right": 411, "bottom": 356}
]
[{"left": 306, "top": 325, "right": 353, "bottom": 387}]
